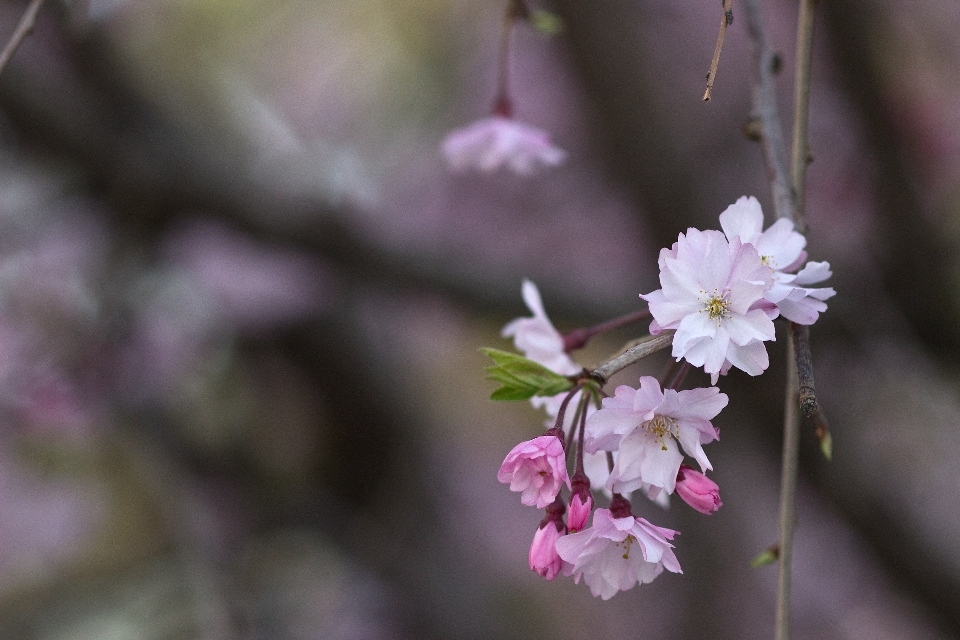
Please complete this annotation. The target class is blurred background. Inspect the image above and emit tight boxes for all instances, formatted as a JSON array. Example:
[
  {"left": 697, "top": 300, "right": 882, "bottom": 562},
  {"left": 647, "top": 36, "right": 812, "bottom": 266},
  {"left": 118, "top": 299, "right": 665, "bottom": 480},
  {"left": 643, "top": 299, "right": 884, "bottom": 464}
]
[{"left": 0, "top": 0, "right": 957, "bottom": 637}]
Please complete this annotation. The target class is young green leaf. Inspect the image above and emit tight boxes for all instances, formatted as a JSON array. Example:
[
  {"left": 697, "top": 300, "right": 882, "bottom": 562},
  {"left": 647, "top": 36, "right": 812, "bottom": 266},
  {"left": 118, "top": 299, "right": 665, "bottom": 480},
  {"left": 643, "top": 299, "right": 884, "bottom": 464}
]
[{"left": 480, "top": 348, "right": 575, "bottom": 401}]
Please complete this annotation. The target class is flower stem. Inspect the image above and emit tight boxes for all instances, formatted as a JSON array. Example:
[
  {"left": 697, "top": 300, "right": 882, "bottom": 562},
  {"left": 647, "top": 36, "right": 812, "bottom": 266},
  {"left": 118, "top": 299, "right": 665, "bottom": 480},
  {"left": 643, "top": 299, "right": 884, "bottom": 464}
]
[
  {"left": 563, "top": 309, "right": 652, "bottom": 352},
  {"left": 493, "top": 1, "right": 528, "bottom": 117}
]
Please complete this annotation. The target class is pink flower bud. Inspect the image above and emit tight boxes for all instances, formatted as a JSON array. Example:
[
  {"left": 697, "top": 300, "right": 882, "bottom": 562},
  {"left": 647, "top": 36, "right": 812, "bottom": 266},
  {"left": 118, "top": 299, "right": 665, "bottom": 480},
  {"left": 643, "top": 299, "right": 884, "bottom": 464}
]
[
  {"left": 529, "top": 520, "right": 565, "bottom": 580},
  {"left": 675, "top": 465, "right": 722, "bottom": 514},
  {"left": 567, "top": 493, "right": 592, "bottom": 533},
  {"left": 567, "top": 472, "right": 592, "bottom": 533}
]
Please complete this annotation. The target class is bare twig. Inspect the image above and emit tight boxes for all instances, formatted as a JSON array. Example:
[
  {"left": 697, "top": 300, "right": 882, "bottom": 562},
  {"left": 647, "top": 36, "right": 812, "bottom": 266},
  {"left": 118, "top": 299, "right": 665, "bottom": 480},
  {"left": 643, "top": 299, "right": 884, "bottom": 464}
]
[
  {"left": 0, "top": 0, "right": 45, "bottom": 78},
  {"left": 562, "top": 308, "right": 651, "bottom": 352},
  {"left": 703, "top": 0, "right": 734, "bottom": 101},
  {"left": 590, "top": 331, "right": 674, "bottom": 383}
]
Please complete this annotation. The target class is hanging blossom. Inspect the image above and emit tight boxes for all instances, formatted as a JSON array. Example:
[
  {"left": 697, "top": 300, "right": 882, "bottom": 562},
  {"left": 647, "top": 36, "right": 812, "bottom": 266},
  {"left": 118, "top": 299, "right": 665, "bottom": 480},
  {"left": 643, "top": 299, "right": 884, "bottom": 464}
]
[
  {"left": 555, "top": 502, "right": 682, "bottom": 599},
  {"left": 641, "top": 228, "right": 776, "bottom": 384},
  {"left": 442, "top": 116, "right": 566, "bottom": 176},
  {"left": 498, "top": 433, "right": 570, "bottom": 509},
  {"left": 719, "top": 196, "right": 835, "bottom": 325},
  {"left": 584, "top": 376, "right": 726, "bottom": 497}
]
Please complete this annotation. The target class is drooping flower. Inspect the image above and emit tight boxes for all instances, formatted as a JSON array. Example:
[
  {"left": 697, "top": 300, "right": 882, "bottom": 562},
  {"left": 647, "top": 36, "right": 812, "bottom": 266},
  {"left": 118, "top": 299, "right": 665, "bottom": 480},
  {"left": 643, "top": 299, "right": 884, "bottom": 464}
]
[
  {"left": 674, "top": 465, "right": 722, "bottom": 514},
  {"left": 641, "top": 228, "right": 775, "bottom": 383},
  {"left": 529, "top": 517, "right": 566, "bottom": 580},
  {"left": 555, "top": 506, "right": 681, "bottom": 599},
  {"left": 501, "top": 279, "right": 579, "bottom": 377},
  {"left": 719, "top": 196, "right": 835, "bottom": 325},
  {"left": 442, "top": 116, "right": 566, "bottom": 176},
  {"left": 584, "top": 376, "right": 726, "bottom": 495},
  {"left": 498, "top": 434, "right": 570, "bottom": 508}
]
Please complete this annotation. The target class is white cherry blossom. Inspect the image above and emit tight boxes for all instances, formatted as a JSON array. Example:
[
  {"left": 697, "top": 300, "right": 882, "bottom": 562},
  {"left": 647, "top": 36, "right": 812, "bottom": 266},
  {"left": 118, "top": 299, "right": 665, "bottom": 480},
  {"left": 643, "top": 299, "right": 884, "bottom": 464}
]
[{"left": 641, "top": 228, "right": 775, "bottom": 383}]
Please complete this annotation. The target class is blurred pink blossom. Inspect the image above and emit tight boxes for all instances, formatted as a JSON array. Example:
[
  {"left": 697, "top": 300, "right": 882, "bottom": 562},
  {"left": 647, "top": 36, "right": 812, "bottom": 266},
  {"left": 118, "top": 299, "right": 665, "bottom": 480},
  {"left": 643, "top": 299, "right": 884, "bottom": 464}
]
[{"left": 442, "top": 116, "right": 565, "bottom": 176}]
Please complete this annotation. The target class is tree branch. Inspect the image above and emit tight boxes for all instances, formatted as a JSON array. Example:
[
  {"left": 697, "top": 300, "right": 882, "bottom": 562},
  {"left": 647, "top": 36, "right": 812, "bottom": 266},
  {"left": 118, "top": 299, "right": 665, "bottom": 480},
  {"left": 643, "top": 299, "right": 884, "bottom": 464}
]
[
  {"left": 590, "top": 331, "right": 674, "bottom": 383},
  {"left": 0, "top": 0, "right": 45, "bottom": 77}
]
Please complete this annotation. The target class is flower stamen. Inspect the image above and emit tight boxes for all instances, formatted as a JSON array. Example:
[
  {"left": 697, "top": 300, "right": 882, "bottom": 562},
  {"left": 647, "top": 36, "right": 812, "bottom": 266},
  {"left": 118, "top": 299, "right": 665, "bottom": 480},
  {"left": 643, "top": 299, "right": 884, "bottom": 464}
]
[
  {"left": 698, "top": 288, "right": 731, "bottom": 326},
  {"left": 641, "top": 414, "right": 680, "bottom": 451}
]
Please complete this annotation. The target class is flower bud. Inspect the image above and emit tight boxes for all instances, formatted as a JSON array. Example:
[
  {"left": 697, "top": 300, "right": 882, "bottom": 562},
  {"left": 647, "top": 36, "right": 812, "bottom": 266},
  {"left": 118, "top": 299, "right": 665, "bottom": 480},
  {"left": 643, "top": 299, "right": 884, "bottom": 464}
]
[
  {"left": 675, "top": 465, "right": 722, "bottom": 514},
  {"left": 529, "top": 519, "right": 565, "bottom": 580},
  {"left": 567, "top": 472, "right": 592, "bottom": 533}
]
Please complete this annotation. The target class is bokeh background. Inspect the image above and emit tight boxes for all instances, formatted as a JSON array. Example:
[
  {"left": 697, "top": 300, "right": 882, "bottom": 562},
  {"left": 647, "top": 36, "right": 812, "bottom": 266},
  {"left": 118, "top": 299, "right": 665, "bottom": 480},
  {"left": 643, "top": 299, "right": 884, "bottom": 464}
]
[{"left": 0, "top": 0, "right": 957, "bottom": 638}]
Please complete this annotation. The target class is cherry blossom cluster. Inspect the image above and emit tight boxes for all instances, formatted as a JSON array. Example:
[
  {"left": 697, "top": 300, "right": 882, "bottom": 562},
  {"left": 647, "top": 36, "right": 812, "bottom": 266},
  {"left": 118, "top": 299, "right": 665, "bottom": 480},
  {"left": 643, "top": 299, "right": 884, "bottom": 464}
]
[{"left": 493, "top": 196, "right": 833, "bottom": 599}]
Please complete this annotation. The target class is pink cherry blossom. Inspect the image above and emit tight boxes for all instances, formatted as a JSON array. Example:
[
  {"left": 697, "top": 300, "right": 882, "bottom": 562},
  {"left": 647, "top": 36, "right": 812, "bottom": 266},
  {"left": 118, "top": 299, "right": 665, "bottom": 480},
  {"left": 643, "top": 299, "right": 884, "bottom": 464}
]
[
  {"left": 555, "top": 507, "right": 681, "bottom": 599},
  {"left": 719, "top": 196, "right": 835, "bottom": 325},
  {"left": 529, "top": 519, "right": 565, "bottom": 580},
  {"left": 442, "top": 116, "right": 566, "bottom": 176},
  {"left": 584, "top": 376, "right": 726, "bottom": 495},
  {"left": 674, "top": 465, "right": 722, "bottom": 514},
  {"left": 498, "top": 434, "right": 570, "bottom": 508},
  {"left": 641, "top": 228, "right": 776, "bottom": 383}
]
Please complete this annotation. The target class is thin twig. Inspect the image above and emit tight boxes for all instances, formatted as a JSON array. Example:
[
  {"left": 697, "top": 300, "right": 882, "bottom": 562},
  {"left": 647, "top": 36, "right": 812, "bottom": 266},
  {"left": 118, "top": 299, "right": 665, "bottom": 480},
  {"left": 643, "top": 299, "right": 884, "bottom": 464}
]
[
  {"left": 0, "top": 0, "right": 45, "bottom": 78},
  {"left": 562, "top": 308, "right": 651, "bottom": 352},
  {"left": 590, "top": 331, "right": 674, "bottom": 383},
  {"left": 703, "top": 0, "right": 734, "bottom": 101}
]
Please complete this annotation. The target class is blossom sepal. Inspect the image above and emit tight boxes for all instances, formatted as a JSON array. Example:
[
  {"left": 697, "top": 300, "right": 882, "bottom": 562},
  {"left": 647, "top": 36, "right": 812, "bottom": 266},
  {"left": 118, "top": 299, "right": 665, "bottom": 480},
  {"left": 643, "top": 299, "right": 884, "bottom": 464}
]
[{"left": 480, "top": 348, "right": 575, "bottom": 401}]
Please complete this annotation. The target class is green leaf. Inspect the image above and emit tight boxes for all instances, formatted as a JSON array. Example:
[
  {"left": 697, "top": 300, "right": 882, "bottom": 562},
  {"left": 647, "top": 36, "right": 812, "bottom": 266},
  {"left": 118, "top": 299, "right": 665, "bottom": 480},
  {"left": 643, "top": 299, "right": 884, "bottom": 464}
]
[
  {"left": 530, "top": 9, "right": 563, "bottom": 35},
  {"left": 750, "top": 546, "right": 779, "bottom": 569},
  {"left": 819, "top": 430, "right": 833, "bottom": 461},
  {"left": 480, "top": 348, "right": 575, "bottom": 401}
]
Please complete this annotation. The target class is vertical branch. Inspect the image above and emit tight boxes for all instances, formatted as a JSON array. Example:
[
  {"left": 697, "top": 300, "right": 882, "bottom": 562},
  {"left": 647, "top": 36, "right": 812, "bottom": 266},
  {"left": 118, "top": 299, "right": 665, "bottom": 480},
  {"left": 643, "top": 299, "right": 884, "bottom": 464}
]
[{"left": 744, "top": 0, "right": 819, "bottom": 638}]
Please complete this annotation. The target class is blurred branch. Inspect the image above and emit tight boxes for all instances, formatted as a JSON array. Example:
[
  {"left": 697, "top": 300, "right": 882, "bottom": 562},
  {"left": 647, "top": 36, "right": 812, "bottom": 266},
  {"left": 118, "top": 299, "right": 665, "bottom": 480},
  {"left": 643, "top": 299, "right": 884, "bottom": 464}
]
[{"left": 0, "top": 0, "right": 44, "bottom": 77}]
